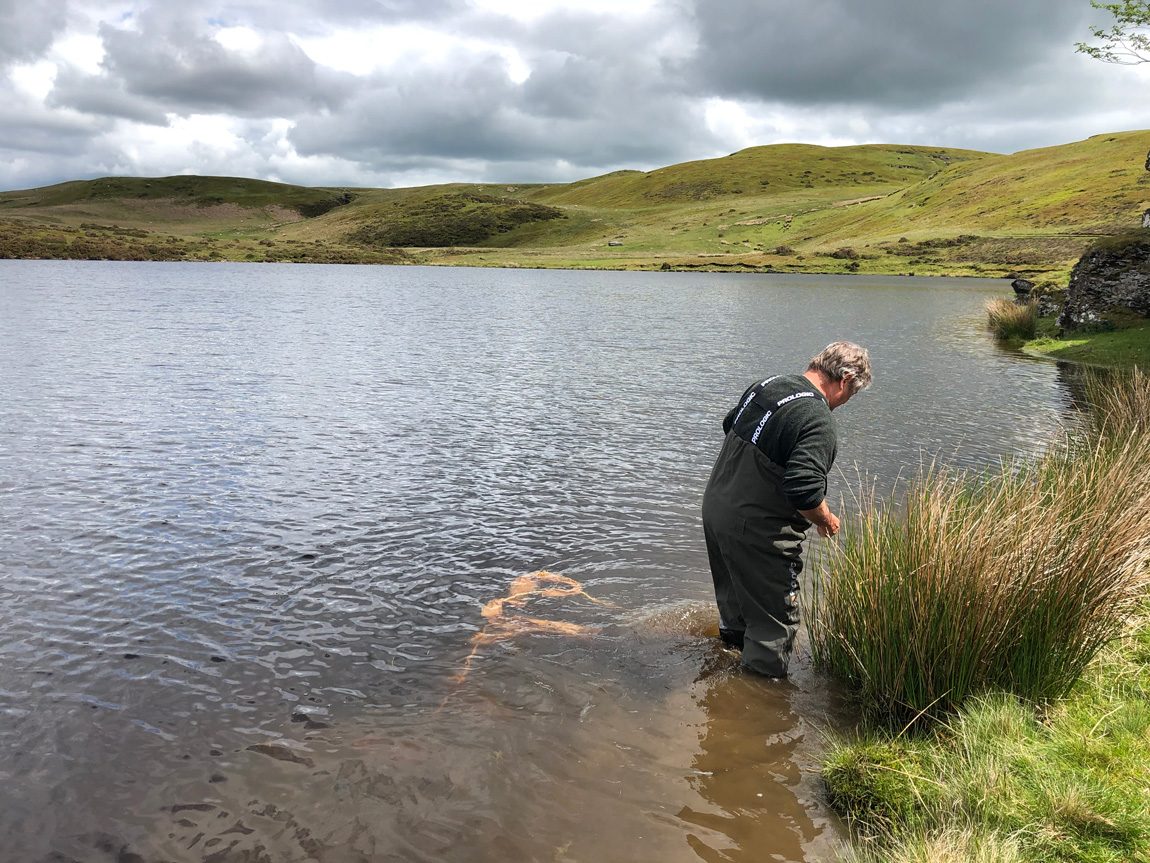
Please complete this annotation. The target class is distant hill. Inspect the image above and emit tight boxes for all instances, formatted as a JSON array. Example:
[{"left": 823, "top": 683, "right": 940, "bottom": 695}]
[
  {"left": 1, "top": 175, "right": 354, "bottom": 217},
  {"left": 2, "top": 131, "right": 1148, "bottom": 280}
]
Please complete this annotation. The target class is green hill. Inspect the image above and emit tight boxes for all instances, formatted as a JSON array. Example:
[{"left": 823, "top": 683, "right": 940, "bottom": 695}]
[
  {"left": 2, "top": 131, "right": 1148, "bottom": 280},
  {"left": 526, "top": 143, "right": 985, "bottom": 208},
  {"left": 345, "top": 191, "right": 566, "bottom": 247},
  {"left": 0, "top": 175, "right": 355, "bottom": 217}
]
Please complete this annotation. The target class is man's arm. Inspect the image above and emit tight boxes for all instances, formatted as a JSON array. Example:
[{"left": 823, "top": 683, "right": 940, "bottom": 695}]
[
  {"left": 782, "top": 409, "right": 838, "bottom": 535},
  {"left": 799, "top": 500, "right": 841, "bottom": 537}
]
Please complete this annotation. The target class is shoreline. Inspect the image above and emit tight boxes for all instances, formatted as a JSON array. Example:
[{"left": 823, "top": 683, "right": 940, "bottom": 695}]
[
  {"left": 1020, "top": 324, "right": 1150, "bottom": 368},
  {"left": 1015, "top": 313, "right": 1150, "bottom": 369},
  {"left": 0, "top": 252, "right": 1023, "bottom": 282},
  {"left": 0, "top": 215, "right": 1079, "bottom": 282}
]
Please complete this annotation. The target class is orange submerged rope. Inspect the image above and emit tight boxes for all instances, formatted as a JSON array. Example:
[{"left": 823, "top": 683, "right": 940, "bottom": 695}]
[{"left": 451, "top": 570, "right": 613, "bottom": 685}]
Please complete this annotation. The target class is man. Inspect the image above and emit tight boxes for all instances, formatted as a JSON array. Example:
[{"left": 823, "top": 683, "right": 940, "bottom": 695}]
[{"left": 701, "top": 341, "right": 872, "bottom": 677}]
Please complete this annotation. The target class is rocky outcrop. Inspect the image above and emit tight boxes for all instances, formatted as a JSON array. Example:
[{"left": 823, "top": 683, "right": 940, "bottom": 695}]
[
  {"left": 1037, "top": 291, "right": 1063, "bottom": 319},
  {"left": 1057, "top": 234, "right": 1150, "bottom": 332}
]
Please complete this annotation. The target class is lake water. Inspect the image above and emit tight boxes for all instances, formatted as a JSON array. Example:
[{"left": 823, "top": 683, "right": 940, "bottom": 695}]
[{"left": 0, "top": 261, "right": 1072, "bottom": 863}]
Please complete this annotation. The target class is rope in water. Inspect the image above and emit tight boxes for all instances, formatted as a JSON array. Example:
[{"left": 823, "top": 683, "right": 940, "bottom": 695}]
[{"left": 449, "top": 570, "right": 614, "bottom": 689}]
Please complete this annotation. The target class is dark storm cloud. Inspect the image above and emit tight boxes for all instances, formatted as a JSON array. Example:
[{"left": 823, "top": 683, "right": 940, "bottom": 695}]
[
  {"left": 684, "top": 0, "right": 1091, "bottom": 107},
  {"left": 513, "top": 8, "right": 690, "bottom": 119},
  {"left": 0, "top": 0, "right": 68, "bottom": 67},
  {"left": 292, "top": 56, "right": 533, "bottom": 162},
  {"left": 49, "top": 5, "right": 356, "bottom": 122}
]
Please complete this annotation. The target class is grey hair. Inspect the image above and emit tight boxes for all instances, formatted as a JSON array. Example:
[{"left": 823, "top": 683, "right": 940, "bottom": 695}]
[{"left": 808, "top": 341, "right": 872, "bottom": 395}]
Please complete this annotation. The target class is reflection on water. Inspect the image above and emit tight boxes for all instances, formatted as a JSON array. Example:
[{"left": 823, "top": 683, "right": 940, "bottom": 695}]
[
  {"left": 0, "top": 261, "right": 1071, "bottom": 862},
  {"left": 37, "top": 609, "right": 840, "bottom": 863},
  {"left": 681, "top": 670, "right": 833, "bottom": 863}
]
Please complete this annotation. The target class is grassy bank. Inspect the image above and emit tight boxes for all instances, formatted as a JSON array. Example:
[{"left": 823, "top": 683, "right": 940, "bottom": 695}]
[
  {"left": 823, "top": 608, "right": 1150, "bottom": 863},
  {"left": 1024, "top": 316, "right": 1150, "bottom": 368},
  {"left": 809, "top": 369, "right": 1150, "bottom": 861}
]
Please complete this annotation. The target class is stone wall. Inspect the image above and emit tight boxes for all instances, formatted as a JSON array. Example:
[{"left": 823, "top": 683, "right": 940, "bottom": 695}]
[{"left": 1057, "top": 234, "right": 1150, "bottom": 332}]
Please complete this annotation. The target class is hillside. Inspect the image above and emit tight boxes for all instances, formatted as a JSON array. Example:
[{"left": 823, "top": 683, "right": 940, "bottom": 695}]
[
  {"left": 0, "top": 174, "right": 355, "bottom": 219},
  {"left": 525, "top": 143, "right": 984, "bottom": 208},
  {"left": 1, "top": 131, "right": 1148, "bottom": 280}
]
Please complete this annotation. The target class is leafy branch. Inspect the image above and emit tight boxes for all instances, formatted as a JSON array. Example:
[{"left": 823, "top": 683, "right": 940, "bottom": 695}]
[{"left": 1077, "top": 0, "right": 1150, "bottom": 63}]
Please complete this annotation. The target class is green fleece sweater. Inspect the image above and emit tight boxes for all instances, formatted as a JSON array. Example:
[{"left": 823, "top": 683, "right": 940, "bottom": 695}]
[{"left": 720, "top": 374, "right": 837, "bottom": 512}]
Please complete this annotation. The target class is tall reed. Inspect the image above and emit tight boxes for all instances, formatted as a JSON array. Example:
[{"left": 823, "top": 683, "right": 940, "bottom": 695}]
[
  {"left": 808, "top": 370, "right": 1150, "bottom": 724},
  {"left": 985, "top": 297, "right": 1038, "bottom": 340},
  {"left": 1080, "top": 366, "right": 1150, "bottom": 440}
]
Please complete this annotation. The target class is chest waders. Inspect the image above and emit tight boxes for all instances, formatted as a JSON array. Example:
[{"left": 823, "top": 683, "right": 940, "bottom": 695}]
[{"left": 701, "top": 379, "right": 819, "bottom": 678}]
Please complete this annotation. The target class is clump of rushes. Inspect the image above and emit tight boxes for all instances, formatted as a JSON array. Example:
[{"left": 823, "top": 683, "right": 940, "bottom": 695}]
[
  {"left": 807, "top": 369, "right": 1150, "bottom": 726},
  {"left": 1081, "top": 365, "right": 1150, "bottom": 440},
  {"left": 986, "top": 297, "right": 1038, "bottom": 340}
]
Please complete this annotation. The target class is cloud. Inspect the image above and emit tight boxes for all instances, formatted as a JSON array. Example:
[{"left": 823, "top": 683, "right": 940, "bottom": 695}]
[
  {"left": 289, "top": 4, "right": 716, "bottom": 179},
  {"left": 0, "top": 91, "right": 121, "bottom": 189},
  {"left": 684, "top": 0, "right": 1091, "bottom": 108},
  {"left": 0, "top": 0, "right": 1148, "bottom": 191},
  {"left": 289, "top": 68, "right": 716, "bottom": 181},
  {"left": 218, "top": 0, "right": 469, "bottom": 32},
  {"left": 0, "top": 112, "right": 108, "bottom": 160},
  {"left": 48, "top": 5, "right": 357, "bottom": 122},
  {"left": 0, "top": 0, "right": 68, "bottom": 68},
  {"left": 47, "top": 64, "right": 170, "bottom": 125}
]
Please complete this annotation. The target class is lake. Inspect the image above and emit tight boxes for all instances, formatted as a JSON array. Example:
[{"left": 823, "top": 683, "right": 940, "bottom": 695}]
[{"left": 0, "top": 261, "right": 1071, "bottom": 863}]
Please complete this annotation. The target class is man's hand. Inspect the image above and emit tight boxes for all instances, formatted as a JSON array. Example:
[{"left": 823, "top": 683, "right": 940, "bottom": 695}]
[
  {"left": 816, "top": 515, "right": 841, "bottom": 538},
  {"left": 798, "top": 500, "right": 841, "bottom": 538}
]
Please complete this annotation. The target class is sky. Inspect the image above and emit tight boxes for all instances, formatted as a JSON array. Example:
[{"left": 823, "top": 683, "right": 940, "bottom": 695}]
[{"left": 2, "top": 0, "right": 1149, "bottom": 191}]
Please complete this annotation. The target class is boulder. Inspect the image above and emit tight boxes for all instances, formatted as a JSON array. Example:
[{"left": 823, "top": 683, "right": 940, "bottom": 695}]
[
  {"left": 1011, "top": 278, "right": 1034, "bottom": 305},
  {"left": 1057, "top": 234, "right": 1150, "bottom": 332}
]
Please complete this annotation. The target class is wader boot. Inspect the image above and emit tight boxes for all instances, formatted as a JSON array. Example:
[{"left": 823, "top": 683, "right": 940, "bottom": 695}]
[{"left": 702, "top": 434, "right": 809, "bottom": 678}]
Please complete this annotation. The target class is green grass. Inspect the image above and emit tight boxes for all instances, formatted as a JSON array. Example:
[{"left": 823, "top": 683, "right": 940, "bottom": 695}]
[
  {"left": 815, "top": 369, "right": 1150, "bottom": 862},
  {"left": 345, "top": 192, "right": 565, "bottom": 247},
  {"left": 0, "top": 175, "right": 353, "bottom": 216},
  {"left": 822, "top": 606, "right": 1150, "bottom": 863},
  {"left": 522, "top": 143, "right": 982, "bottom": 208},
  {"left": 0, "top": 219, "right": 412, "bottom": 264},
  {"left": 1026, "top": 317, "right": 1150, "bottom": 367}
]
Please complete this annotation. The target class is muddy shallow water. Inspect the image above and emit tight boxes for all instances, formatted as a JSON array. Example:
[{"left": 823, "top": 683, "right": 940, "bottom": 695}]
[{"left": 0, "top": 262, "right": 1071, "bottom": 862}]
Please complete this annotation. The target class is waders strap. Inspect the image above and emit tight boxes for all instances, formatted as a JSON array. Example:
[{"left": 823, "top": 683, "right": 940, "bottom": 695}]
[
  {"left": 729, "top": 380, "right": 820, "bottom": 451},
  {"left": 725, "top": 375, "right": 782, "bottom": 434}
]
